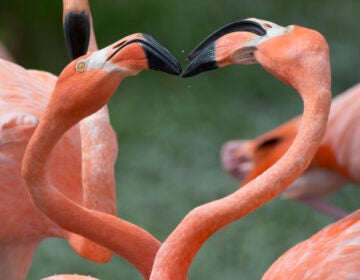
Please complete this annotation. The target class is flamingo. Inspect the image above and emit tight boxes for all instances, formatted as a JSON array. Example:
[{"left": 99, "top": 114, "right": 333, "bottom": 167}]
[
  {"left": 0, "top": 0, "right": 161, "bottom": 278},
  {"left": 148, "top": 18, "right": 359, "bottom": 279},
  {"left": 0, "top": 2, "right": 115, "bottom": 279},
  {"left": 20, "top": 32, "right": 181, "bottom": 279},
  {"left": 221, "top": 84, "right": 360, "bottom": 219}
]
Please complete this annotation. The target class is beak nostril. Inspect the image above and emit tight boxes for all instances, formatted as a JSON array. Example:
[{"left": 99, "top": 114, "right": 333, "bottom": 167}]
[{"left": 264, "top": 23, "right": 272, "bottom": 28}]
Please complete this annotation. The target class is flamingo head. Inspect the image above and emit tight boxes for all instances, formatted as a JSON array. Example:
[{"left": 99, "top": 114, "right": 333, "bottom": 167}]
[
  {"left": 182, "top": 18, "right": 330, "bottom": 92},
  {"left": 50, "top": 33, "right": 181, "bottom": 123}
]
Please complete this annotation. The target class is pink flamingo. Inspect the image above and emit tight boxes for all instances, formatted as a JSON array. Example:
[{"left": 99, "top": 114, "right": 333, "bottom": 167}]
[
  {"left": 149, "top": 18, "right": 359, "bottom": 279},
  {"left": 21, "top": 31, "right": 181, "bottom": 280},
  {"left": 221, "top": 84, "right": 360, "bottom": 219},
  {"left": 0, "top": 2, "right": 117, "bottom": 279},
  {"left": 0, "top": 0, "right": 169, "bottom": 279}
]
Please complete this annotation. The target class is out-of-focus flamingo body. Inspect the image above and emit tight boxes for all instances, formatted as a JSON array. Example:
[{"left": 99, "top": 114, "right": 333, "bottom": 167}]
[
  {"left": 0, "top": 1, "right": 118, "bottom": 279},
  {"left": 0, "top": 60, "right": 85, "bottom": 280},
  {"left": 0, "top": 58, "right": 117, "bottom": 278},
  {"left": 263, "top": 210, "right": 360, "bottom": 279}
]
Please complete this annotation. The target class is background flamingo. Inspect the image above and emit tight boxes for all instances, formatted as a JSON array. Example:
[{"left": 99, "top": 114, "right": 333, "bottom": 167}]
[
  {"left": 0, "top": 1, "right": 118, "bottom": 279},
  {"left": 150, "top": 18, "right": 351, "bottom": 279},
  {"left": 262, "top": 208, "right": 360, "bottom": 278},
  {"left": 222, "top": 83, "right": 360, "bottom": 219}
]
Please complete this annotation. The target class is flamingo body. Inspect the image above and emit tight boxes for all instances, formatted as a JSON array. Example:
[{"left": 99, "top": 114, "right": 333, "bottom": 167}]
[
  {"left": 0, "top": 59, "right": 83, "bottom": 238},
  {"left": 0, "top": 1, "right": 120, "bottom": 278},
  {"left": 263, "top": 210, "right": 360, "bottom": 279},
  {"left": 0, "top": 58, "right": 96, "bottom": 279}
]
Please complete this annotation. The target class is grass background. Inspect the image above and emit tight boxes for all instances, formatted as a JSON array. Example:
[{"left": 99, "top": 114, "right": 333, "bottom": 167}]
[{"left": 0, "top": 0, "right": 359, "bottom": 279}]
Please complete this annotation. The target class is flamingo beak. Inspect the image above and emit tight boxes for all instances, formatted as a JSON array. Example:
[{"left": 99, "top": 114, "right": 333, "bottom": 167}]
[
  {"left": 182, "top": 19, "right": 267, "bottom": 77},
  {"left": 63, "top": 8, "right": 91, "bottom": 60},
  {"left": 107, "top": 34, "right": 182, "bottom": 76},
  {"left": 141, "top": 34, "right": 182, "bottom": 75}
]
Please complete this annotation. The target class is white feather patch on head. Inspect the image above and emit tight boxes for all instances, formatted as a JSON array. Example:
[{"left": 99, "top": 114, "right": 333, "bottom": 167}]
[
  {"left": 76, "top": 47, "right": 123, "bottom": 73},
  {"left": 245, "top": 18, "right": 293, "bottom": 47}
]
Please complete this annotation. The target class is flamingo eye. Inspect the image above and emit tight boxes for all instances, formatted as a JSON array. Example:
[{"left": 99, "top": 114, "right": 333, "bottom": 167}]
[{"left": 76, "top": 60, "right": 87, "bottom": 72}]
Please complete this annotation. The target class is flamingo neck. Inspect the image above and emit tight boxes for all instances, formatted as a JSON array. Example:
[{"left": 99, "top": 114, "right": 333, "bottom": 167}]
[
  {"left": 150, "top": 82, "right": 331, "bottom": 279},
  {"left": 22, "top": 88, "right": 160, "bottom": 279}
]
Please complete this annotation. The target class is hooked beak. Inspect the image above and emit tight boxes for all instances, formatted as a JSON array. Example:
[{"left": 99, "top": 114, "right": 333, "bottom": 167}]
[
  {"left": 182, "top": 19, "right": 267, "bottom": 77},
  {"left": 107, "top": 33, "right": 182, "bottom": 76},
  {"left": 63, "top": 8, "right": 91, "bottom": 60}
]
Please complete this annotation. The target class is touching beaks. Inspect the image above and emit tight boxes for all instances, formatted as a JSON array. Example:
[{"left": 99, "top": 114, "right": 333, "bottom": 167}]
[
  {"left": 141, "top": 34, "right": 182, "bottom": 75},
  {"left": 182, "top": 18, "right": 287, "bottom": 77},
  {"left": 106, "top": 33, "right": 182, "bottom": 76},
  {"left": 63, "top": 9, "right": 91, "bottom": 60}
]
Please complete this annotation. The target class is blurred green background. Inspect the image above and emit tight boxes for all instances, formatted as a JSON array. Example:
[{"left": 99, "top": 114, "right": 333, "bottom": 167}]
[{"left": 1, "top": 0, "right": 359, "bottom": 279}]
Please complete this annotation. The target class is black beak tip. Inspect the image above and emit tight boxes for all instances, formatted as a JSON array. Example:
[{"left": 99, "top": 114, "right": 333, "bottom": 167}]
[
  {"left": 173, "top": 62, "right": 183, "bottom": 75},
  {"left": 181, "top": 69, "right": 194, "bottom": 78},
  {"left": 181, "top": 41, "right": 218, "bottom": 78},
  {"left": 141, "top": 33, "right": 182, "bottom": 76},
  {"left": 146, "top": 51, "right": 182, "bottom": 76},
  {"left": 181, "top": 60, "right": 218, "bottom": 78},
  {"left": 63, "top": 11, "right": 91, "bottom": 60}
]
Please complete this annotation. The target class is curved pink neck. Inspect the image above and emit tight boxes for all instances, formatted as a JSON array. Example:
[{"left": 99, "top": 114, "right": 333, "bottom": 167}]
[
  {"left": 22, "top": 97, "right": 160, "bottom": 279},
  {"left": 150, "top": 83, "right": 331, "bottom": 279}
]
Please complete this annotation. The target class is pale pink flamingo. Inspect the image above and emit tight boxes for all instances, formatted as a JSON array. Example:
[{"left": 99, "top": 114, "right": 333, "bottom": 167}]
[
  {"left": 149, "top": 18, "right": 359, "bottom": 279},
  {"left": 0, "top": 2, "right": 115, "bottom": 279},
  {"left": 221, "top": 84, "right": 360, "bottom": 219}
]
